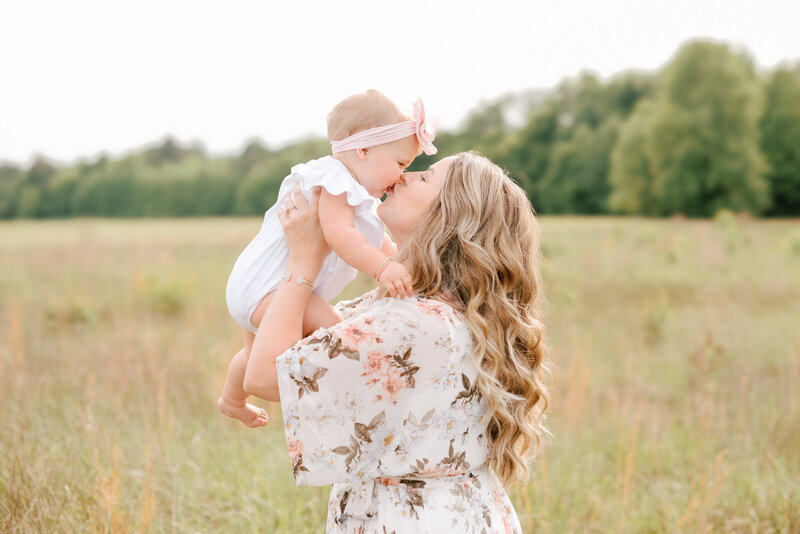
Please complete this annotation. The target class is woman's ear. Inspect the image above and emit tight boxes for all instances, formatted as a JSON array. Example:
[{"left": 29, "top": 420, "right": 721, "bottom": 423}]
[{"left": 356, "top": 148, "right": 369, "bottom": 161}]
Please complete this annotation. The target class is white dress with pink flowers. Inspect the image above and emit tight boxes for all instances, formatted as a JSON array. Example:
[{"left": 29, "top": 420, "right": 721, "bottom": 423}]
[{"left": 275, "top": 291, "right": 523, "bottom": 534}]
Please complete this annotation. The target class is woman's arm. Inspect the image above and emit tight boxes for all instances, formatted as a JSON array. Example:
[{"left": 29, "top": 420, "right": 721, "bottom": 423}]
[{"left": 243, "top": 186, "right": 330, "bottom": 402}]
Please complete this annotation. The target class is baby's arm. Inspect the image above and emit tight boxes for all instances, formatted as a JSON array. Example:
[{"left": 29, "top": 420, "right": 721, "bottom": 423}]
[
  {"left": 318, "top": 190, "right": 411, "bottom": 298},
  {"left": 380, "top": 233, "right": 398, "bottom": 256}
]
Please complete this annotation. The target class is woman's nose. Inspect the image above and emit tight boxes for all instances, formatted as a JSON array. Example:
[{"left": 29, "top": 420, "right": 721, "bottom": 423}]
[{"left": 402, "top": 171, "right": 421, "bottom": 184}]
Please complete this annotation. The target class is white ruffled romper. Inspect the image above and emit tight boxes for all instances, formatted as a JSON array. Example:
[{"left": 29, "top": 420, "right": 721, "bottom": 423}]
[{"left": 226, "top": 156, "right": 385, "bottom": 333}]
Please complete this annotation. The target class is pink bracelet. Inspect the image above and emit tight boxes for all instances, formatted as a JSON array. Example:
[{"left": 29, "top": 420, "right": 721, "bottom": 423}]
[{"left": 374, "top": 257, "right": 392, "bottom": 280}]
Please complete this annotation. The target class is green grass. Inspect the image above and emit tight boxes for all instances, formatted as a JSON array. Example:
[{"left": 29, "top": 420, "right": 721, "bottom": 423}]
[{"left": 1, "top": 216, "right": 799, "bottom": 533}]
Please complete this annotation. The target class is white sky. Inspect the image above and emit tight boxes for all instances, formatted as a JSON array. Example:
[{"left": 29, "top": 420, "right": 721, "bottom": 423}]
[{"left": 1, "top": 0, "right": 799, "bottom": 167}]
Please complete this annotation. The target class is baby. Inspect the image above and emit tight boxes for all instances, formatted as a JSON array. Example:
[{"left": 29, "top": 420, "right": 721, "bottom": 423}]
[{"left": 218, "top": 90, "right": 437, "bottom": 427}]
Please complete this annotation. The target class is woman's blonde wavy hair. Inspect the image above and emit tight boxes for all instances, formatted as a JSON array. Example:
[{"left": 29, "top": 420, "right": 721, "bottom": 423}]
[{"left": 388, "top": 152, "right": 551, "bottom": 486}]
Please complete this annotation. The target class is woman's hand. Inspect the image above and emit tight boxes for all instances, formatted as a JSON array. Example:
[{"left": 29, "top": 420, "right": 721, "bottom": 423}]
[{"left": 278, "top": 185, "right": 331, "bottom": 269}]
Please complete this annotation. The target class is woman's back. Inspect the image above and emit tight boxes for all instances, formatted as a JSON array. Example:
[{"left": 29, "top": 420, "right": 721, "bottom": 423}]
[{"left": 276, "top": 293, "right": 522, "bottom": 533}]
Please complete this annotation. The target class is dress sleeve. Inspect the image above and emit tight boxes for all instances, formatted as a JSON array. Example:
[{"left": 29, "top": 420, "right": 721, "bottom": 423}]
[{"left": 275, "top": 296, "right": 453, "bottom": 487}]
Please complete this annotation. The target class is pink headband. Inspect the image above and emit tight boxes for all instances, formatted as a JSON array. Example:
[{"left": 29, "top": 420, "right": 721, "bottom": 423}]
[{"left": 330, "top": 98, "right": 437, "bottom": 156}]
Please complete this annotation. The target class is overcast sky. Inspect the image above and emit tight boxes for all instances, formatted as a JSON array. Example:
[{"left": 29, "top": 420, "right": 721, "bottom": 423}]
[{"left": 1, "top": 0, "right": 798, "bottom": 166}]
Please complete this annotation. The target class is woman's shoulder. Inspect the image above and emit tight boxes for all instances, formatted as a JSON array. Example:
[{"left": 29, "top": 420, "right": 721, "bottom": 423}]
[
  {"left": 344, "top": 293, "right": 465, "bottom": 330},
  {"left": 333, "top": 289, "right": 378, "bottom": 319}
]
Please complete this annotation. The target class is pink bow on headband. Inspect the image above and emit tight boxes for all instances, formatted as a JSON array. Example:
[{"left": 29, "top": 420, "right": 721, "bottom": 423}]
[
  {"left": 413, "top": 98, "right": 437, "bottom": 156},
  {"left": 330, "top": 98, "right": 438, "bottom": 155}
]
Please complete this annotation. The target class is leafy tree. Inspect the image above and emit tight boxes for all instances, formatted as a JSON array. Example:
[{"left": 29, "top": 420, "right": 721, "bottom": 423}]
[
  {"left": 605, "top": 73, "right": 656, "bottom": 117},
  {"left": 610, "top": 41, "right": 769, "bottom": 216},
  {"left": 72, "top": 163, "right": 138, "bottom": 216},
  {"left": 502, "top": 102, "right": 560, "bottom": 207},
  {"left": 761, "top": 66, "right": 800, "bottom": 215},
  {"left": 12, "top": 157, "right": 56, "bottom": 217},
  {"left": 142, "top": 137, "right": 203, "bottom": 167},
  {"left": 16, "top": 187, "right": 42, "bottom": 218},
  {"left": 25, "top": 157, "right": 56, "bottom": 188},
  {"left": 234, "top": 139, "right": 328, "bottom": 215},
  {"left": 0, "top": 165, "right": 24, "bottom": 218},
  {"left": 3, "top": 41, "right": 799, "bottom": 219},
  {"left": 504, "top": 72, "right": 651, "bottom": 213},
  {"left": 191, "top": 159, "right": 237, "bottom": 215},
  {"left": 456, "top": 101, "right": 511, "bottom": 158},
  {"left": 235, "top": 140, "right": 272, "bottom": 177},
  {"left": 38, "top": 167, "right": 80, "bottom": 218},
  {"left": 539, "top": 119, "right": 620, "bottom": 213},
  {"left": 609, "top": 100, "right": 658, "bottom": 214}
]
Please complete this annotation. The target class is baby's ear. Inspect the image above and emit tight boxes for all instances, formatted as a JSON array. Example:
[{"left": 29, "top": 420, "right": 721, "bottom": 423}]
[{"left": 356, "top": 148, "right": 369, "bottom": 161}]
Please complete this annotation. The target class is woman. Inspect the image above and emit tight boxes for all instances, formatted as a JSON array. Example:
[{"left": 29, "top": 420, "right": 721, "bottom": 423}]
[{"left": 243, "top": 152, "right": 551, "bottom": 533}]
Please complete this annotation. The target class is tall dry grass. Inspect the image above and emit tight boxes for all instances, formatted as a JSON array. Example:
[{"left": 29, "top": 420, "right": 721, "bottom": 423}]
[{"left": 1, "top": 216, "right": 798, "bottom": 533}]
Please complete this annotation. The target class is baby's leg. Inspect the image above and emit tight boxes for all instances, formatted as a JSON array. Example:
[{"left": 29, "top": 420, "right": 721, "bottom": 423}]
[
  {"left": 216, "top": 292, "right": 276, "bottom": 427},
  {"left": 249, "top": 291, "right": 340, "bottom": 337},
  {"left": 244, "top": 330, "right": 256, "bottom": 356},
  {"left": 217, "top": 293, "right": 340, "bottom": 423},
  {"left": 217, "top": 339, "right": 269, "bottom": 428},
  {"left": 302, "top": 293, "right": 342, "bottom": 336}
]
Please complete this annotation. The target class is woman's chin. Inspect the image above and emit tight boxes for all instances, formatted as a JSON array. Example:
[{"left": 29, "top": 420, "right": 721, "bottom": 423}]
[
  {"left": 377, "top": 202, "right": 388, "bottom": 220},
  {"left": 377, "top": 203, "right": 394, "bottom": 230}
]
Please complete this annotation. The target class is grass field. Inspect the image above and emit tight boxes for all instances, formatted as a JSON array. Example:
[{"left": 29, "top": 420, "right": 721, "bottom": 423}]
[{"left": 1, "top": 216, "right": 799, "bottom": 533}]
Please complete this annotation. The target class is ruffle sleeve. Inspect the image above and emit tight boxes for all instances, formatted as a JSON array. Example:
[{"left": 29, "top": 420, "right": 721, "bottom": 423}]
[{"left": 280, "top": 156, "right": 376, "bottom": 213}]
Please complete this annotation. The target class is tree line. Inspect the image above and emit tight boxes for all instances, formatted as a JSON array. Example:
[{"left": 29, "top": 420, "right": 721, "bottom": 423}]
[{"left": 2, "top": 40, "right": 799, "bottom": 219}]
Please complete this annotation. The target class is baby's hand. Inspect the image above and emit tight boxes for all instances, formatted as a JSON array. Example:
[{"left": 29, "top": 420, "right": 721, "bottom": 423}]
[{"left": 379, "top": 261, "right": 413, "bottom": 299}]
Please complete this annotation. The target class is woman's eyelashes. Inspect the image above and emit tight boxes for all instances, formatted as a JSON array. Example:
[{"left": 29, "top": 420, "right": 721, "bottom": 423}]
[{"left": 397, "top": 171, "right": 426, "bottom": 183}]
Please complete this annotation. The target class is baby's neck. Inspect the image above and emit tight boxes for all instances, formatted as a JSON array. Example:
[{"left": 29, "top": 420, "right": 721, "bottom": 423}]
[{"left": 333, "top": 153, "right": 361, "bottom": 185}]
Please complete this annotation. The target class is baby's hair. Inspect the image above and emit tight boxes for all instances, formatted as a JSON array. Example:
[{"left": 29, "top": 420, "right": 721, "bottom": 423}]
[{"left": 327, "top": 90, "right": 410, "bottom": 141}]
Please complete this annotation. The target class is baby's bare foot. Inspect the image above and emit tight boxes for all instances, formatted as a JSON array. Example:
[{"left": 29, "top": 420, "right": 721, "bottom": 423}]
[{"left": 217, "top": 397, "right": 269, "bottom": 427}]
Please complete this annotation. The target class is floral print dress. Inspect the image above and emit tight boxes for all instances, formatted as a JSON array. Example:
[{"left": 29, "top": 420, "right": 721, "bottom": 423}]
[{"left": 275, "top": 292, "right": 523, "bottom": 534}]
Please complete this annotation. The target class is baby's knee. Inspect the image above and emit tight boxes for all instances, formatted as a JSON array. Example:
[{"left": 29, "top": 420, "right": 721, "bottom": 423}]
[{"left": 303, "top": 296, "right": 341, "bottom": 332}]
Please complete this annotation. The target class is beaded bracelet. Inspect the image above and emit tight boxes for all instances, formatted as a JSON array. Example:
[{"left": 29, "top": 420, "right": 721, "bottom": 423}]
[{"left": 374, "top": 257, "right": 393, "bottom": 280}]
